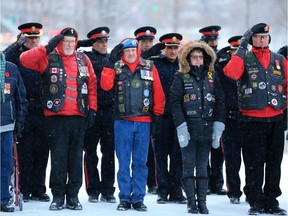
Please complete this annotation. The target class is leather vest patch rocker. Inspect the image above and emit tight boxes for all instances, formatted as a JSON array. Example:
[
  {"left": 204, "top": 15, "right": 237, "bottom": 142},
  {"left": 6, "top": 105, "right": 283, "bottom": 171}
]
[
  {"left": 182, "top": 71, "right": 216, "bottom": 120},
  {"left": 41, "top": 52, "right": 89, "bottom": 115},
  {"left": 114, "top": 59, "right": 154, "bottom": 119},
  {"left": 239, "top": 51, "right": 286, "bottom": 110}
]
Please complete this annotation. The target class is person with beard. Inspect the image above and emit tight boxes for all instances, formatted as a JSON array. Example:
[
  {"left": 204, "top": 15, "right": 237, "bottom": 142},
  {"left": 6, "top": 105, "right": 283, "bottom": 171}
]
[
  {"left": 170, "top": 40, "right": 225, "bottom": 214},
  {"left": 101, "top": 38, "right": 165, "bottom": 211},
  {"left": 199, "top": 25, "right": 227, "bottom": 196},
  {"left": 20, "top": 27, "right": 97, "bottom": 211},
  {"left": 224, "top": 23, "right": 287, "bottom": 215},
  {"left": 78, "top": 27, "right": 116, "bottom": 203},
  {"left": 3, "top": 22, "right": 51, "bottom": 203}
]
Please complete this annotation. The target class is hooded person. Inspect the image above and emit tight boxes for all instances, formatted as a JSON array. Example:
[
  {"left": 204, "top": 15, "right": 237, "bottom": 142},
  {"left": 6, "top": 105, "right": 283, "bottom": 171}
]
[
  {"left": 101, "top": 38, "right": 165, "bottom": 212},
  {"left": 20, "top": 27, "right": 97, "bottom": 211},
  {"left": 170, "top": 41, "right": 225, "bottom": 214}
]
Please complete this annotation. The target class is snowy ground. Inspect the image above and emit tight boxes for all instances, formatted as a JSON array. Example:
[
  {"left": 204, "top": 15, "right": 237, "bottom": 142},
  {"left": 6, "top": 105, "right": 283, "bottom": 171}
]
[{"left": 5, "top": 142, "right": 288, "bottom": 215}]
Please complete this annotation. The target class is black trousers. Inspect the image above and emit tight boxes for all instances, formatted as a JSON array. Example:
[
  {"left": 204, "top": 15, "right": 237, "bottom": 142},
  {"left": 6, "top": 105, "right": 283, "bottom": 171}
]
[
  {"left": 48, "top": 116, "right": 85, "bottom": 199},
  {"left": 222, "top": 118, "right": 243, "bottom": 198},
  {"left": 17, "top": 110, "right": 49, "bottom": 196},
  {"left": 146, "top": 137, "right": 157, "bottom": 188},
  {"left": 242, "top": 120, "right": 284, "bottom": 207},
  {"left": 154, "top": 115, "right": 183, "bottom": 196},
  {"left": 84, "top": 107, "right": 115, "bottom": 196}
]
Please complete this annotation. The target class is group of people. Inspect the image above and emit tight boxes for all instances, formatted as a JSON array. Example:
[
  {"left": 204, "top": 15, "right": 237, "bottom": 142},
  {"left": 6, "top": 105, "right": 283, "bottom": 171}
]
[{"left": 0, "top": 21, "right": 287, "bottom": 216}]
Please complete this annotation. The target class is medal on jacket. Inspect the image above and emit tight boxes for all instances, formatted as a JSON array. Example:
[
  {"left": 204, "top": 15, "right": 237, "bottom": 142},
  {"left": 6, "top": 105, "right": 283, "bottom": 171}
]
[{"left": 140, "top": 69, "right": 153, "bottom": 81}]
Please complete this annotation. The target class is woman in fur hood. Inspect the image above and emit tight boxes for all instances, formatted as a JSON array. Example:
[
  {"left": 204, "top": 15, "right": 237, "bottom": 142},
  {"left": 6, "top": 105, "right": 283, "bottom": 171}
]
[{"left": 170, "top": 41, "right": 226, "bottom": 214}]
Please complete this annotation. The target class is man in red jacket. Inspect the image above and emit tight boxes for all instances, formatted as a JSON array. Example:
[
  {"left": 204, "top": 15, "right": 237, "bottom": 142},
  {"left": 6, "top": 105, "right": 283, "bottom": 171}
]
[
  {"left": 224, "top": 23, "right": 287, "bottom": 215},
  {"left": 101, "top": 38, "right": 165, "bottom": 212},
  {"left": 20, "top": 27, "right": 97, "bottom": 211}
]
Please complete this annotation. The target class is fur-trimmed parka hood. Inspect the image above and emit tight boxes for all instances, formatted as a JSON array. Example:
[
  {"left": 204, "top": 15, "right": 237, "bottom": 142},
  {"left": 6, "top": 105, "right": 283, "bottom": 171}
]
[{"left": 179, "top": 41, "right": 216, "bottom": 73}]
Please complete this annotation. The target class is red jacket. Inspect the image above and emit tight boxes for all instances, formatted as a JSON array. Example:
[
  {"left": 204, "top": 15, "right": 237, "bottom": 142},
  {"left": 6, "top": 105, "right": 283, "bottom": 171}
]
[
  {"left": 223, "top": 47, "right": 287, "bottom": 117},
  {"left": 20, "top": 27, "right": 97, "bottom": 117},
  {"left": 101, "top": 38, "right": 165, "bottom": 122}
]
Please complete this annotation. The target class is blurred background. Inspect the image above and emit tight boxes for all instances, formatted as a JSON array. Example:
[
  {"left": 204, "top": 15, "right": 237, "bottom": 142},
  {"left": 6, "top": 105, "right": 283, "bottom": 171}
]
[{"left": 0, "top": 0, "right": 287, "bottom": 51}]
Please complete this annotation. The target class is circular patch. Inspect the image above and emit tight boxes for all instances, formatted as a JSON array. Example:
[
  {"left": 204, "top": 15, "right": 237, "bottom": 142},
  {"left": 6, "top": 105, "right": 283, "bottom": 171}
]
[
  {"left": 50, "top": 84, "right": 58, "bottom": 94},
  {"left": 5, "top": 72, "right": 10, "bottom": 78},
  {"left": 271, "top": 98, "right": 278, "bottom": 106},
  {"left": 270, "top": 84, "right": 277, "bottom": 91},
  {"left": 258, "top": 82, "right": 266, "bottom": 90},
  {"left": 131, "top": 79, "right": 141, "bottom": 88},
  {"left": 143, "top": 98, "right": 150, "bottom": 106},
  {"left": 190, "top": 94, "right": 197, "bottom": 101},
  {"left": 144, "top": 89, "right": 149, "bottom": 97},
  {"left": 206, "top": 93, "right": 212, "bottom": 101},
  {"left": 54, "top": 99, "right": 61, "bottom": 106},
  {"left": 47, "top": 100, "right": 53, "bottom": 109},
  {"left": 51, "top": 75, "right": 57, "bottom": 83}
]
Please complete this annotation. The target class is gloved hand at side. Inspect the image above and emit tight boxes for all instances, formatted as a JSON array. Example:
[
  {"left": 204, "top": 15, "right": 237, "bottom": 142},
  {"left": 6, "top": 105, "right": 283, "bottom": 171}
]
[
  {"left": 176, "top": 122, "right": 190, "bottom": 148},
  {"left": 14, "top": 121, "right": 24, "bottom": 139},
  {"left": 211, "top": 121, "right": 225, "bottom": 149},
  {"left": 86, "top": 109, "right": 97, "bottom": 129}
]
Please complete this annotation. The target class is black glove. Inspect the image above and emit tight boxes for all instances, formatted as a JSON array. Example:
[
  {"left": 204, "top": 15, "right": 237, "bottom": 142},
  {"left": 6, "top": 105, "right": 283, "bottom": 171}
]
[
  {"left": 45, "top": 34, "right": 64, "bottom": 54},
  {"left": 16, "top": 34, "right": 27, "bottom": 47},
  {"left": 151, "top": 115, "right": 162, "bottom": 137},
  {"left": 86, "top": 109, "right": 97, "bottom": 129},
  {"left": 141, "top": 42, "right": 165, "bottom": 59},
  {"left": 235, "top": 29, "right": 253, "bottom": 59},
  {"left": 77, "top": 39, "right": 94, "bottom": 49},
  {"left": 106, "top": 43, "right": 123, "bottom": 68},
  {"left": 14, "top": 121, "right": 24, "bottom": 139}
]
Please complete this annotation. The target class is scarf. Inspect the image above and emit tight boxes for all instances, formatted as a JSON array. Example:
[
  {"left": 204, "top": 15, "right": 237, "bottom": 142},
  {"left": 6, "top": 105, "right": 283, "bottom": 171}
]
[{"left": 0, "top": 52, "right": 6, "bottom": 103}]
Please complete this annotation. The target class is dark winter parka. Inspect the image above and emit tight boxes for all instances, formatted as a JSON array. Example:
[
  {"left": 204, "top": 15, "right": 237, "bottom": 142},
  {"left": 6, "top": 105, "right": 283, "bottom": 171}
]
[{"left": 170, "top": 41, "right": 225, "bottom": 128}]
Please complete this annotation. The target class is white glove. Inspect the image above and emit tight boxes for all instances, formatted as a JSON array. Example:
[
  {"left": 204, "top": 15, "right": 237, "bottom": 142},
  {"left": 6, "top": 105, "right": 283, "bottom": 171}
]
[
  {"left": 176, "top": 122, "right": 190, "bottom": 148},
  {"left": 211, "top": 121, "right": 225, "bottom": 149}
]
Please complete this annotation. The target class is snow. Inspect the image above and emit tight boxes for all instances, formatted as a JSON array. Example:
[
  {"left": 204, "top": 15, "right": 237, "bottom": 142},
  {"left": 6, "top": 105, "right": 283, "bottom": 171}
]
[{"left": 8, "top": 144, "right": 288, "bottom": 215}]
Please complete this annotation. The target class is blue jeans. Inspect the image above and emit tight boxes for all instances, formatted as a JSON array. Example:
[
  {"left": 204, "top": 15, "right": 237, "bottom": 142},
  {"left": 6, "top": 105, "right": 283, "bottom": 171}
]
[
  {"left": 1, "top": 131, "right": 13, "bottom": 205},
  {"left": 114, "top": 120, "right": 150, "bottom": 204}
]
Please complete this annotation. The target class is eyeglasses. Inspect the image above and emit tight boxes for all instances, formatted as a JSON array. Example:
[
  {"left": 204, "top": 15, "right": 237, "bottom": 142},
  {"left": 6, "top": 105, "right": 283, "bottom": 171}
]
[
  {"left": 253, "top": 35, "right": 269, "bottom": 40},
  {"left": 190, "top": 55, "right": 204, "bottom": 60},
  {"left": 62, "top": 40, "right": 76, "bottom": 44}
]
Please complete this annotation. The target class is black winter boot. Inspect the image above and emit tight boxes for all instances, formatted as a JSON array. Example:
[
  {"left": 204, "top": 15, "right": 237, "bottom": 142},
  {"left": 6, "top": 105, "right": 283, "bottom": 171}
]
[
  {"left": 196, "top": 177, "right": 209, "bottom": 214},
  {"left": 182, "top": 177, "right": 198, "bottom": 214}
]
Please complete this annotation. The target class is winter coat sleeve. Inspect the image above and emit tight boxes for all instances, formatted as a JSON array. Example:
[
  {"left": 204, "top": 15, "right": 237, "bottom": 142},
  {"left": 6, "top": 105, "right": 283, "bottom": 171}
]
[
  {"left": 152, "top": 65, "right": 165, "bottom": 116},
  {"left": 100, "top": 67, "right": 115, "bottom": 91},
  {"left": 9, "top": 62, "right": 28, "bottom": 123},
  {"left": 213, "top": 72, "right": 226, "bottom": 123},
  {"left": 86, "top": 57, "right": 98, "bottom": 112},
  {"left": 170, "top": 72, "right": 186, "bottom": 127},
  {"left": 223, "top": 55, "right": 245, "bottom": 80},
  {"left": 19, "top": 46, "right": 49, "bottom": 73}
]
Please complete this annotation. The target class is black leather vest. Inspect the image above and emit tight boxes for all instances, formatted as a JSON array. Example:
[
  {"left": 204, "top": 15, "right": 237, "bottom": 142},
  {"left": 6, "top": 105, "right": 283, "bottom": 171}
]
[
  {"left": 182, "top": 71, "right": 217, "bottom": 120},
  {"left": 114, "top": 59, "right": 154, "bottom": 119},
  {"left": 239, "top": 51, "right": 286, "bottom": 110},
  {"left": 41, "top": 52, "right": 89, "bottom": 115}
]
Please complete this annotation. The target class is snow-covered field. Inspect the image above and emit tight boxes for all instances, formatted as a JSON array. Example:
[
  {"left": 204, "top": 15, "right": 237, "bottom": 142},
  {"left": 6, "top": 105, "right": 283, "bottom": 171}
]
[{"left": 7, "top": 142, "right": 288, "bottom": 216}]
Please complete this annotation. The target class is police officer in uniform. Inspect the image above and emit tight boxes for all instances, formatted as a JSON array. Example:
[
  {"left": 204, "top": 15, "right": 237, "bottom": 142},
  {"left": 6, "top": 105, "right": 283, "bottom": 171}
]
[
  {"left": 3, "top": 22, "right": 50, "bottom": 202},
  {"left": 134, "top": 26, "right": 158, "bottom": 194},
  {"left": 224, "top": 23, "right": 287, "bottom": 215},
  {"left": 20, "top": 27, "right": 97, "bottom": 211},
  {"left": 199, "top": 25, "right": 227, "bottom": 195},
  {"left": 216, "top": 35, "right": 244, "bottom": 204},
  {"left": 142, "top": 33, "right": 187, "bottom": 204},
  {"left": 79, "top": 27, "right": 116, "bottom": 203}
]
